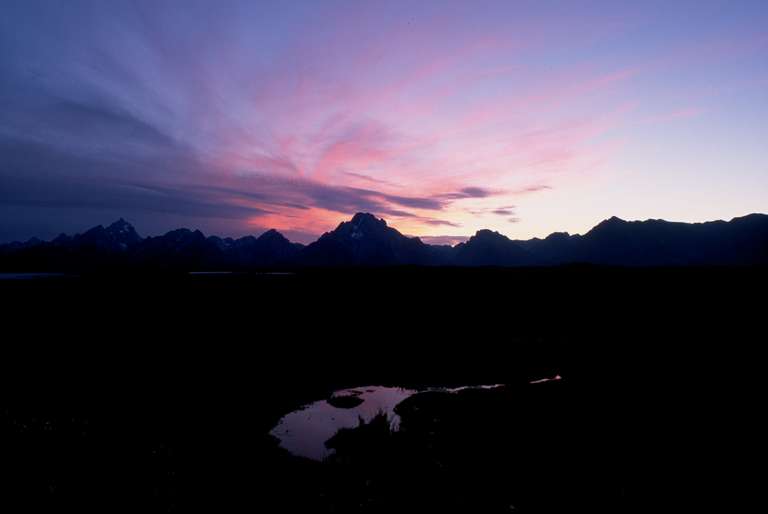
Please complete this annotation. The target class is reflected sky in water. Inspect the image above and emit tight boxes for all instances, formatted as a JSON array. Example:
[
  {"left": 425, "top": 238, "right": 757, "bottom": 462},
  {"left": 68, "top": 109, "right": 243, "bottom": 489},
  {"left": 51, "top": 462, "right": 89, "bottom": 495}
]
[{"left": 270, "top": 386, "right": 416, "bottom": 461}]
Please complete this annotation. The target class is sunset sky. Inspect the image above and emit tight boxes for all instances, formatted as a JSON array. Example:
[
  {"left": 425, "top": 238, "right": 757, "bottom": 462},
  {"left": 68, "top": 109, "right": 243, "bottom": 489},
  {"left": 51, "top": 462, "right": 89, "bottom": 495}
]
[{"left": 1, "top": 0, "right": 766, "bottom": 244}]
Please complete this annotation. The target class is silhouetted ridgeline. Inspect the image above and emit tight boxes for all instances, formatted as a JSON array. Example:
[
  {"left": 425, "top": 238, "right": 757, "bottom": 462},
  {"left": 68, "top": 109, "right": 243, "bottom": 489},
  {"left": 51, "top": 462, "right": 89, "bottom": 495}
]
[{"left": 1, "top": 212, "right": 767, "bottom": 271}]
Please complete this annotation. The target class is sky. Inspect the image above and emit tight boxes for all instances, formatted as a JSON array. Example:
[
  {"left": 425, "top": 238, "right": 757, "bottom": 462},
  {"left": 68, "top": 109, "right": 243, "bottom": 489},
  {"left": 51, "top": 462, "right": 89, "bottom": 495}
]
[{"left": 1, "top": 0, "right": 766, "bottom": 245}]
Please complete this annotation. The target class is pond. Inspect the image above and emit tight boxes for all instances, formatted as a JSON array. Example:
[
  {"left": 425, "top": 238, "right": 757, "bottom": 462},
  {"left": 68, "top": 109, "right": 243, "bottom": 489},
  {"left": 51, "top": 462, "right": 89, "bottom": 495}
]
[
  {"left": 270, "top": 386, "right": 416, "bottom": 461},
  {"left": 269, "top": 381, "right": 555, "bottom": 461}
]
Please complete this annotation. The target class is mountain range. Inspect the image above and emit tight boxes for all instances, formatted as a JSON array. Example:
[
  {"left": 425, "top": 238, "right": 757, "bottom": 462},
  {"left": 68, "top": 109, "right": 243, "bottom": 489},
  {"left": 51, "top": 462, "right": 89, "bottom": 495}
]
[{"left": 1, "top": 212, "right": 767, "bottom": 270}]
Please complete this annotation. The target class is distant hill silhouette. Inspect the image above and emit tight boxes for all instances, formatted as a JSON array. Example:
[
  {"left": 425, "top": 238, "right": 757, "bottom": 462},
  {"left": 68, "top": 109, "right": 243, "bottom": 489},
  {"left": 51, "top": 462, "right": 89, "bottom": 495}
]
[
  {"left": 454, "top": 229, "right": 535, "bottom": 266},
  {"left": 1, "top": 212, "right": 767, "bottom": 270}
]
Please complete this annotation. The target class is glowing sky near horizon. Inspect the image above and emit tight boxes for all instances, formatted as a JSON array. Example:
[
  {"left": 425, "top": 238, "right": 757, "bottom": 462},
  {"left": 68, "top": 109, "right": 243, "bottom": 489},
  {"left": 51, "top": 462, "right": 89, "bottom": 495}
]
[{"left": 1, "top": 0, "right": 767, "bottom": 244}]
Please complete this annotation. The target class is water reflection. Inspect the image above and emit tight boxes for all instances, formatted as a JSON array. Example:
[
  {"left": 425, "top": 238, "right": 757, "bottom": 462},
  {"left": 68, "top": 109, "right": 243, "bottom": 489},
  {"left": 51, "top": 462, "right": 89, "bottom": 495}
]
[
  {"left": 270, "top": 386, "right": 415, "bottom": 461},
  {"left": 270, "top": 383, "right": 528, "bottom": 461}
]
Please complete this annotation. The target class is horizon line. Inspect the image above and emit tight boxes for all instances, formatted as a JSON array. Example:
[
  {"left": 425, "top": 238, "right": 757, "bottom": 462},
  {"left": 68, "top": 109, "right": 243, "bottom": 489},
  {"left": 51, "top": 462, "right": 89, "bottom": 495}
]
[{"left": 3, "top": 211, "right": 765, "bottom": 248}]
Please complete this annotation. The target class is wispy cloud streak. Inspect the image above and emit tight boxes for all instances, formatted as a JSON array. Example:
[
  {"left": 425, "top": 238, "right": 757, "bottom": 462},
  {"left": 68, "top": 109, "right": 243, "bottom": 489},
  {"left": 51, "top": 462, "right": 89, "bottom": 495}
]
[{"left": 1, "top": 0, "right": 764, "bottom": 242}]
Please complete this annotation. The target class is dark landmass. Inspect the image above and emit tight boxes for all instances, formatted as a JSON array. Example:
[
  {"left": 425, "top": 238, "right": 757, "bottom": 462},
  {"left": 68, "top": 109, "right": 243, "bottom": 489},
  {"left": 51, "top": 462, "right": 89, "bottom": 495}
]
[
  {"left": 1, "top": 266, "right": 764, "bottom": 512},
  {"left": 2, "top": 212, "right": 767, "bottom": 271},
  {"left": 323, "top": 383, "right": 619, "bottom": 513},
  {"left": 327, "top": 395, "right": 365, "bottom": 409}
]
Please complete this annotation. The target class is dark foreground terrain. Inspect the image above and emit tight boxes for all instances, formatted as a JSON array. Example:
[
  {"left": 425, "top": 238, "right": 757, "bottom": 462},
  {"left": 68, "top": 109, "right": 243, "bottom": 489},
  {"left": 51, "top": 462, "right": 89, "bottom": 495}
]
[{"left": 1, "top": 267, "right": 765, "bottom": 512}]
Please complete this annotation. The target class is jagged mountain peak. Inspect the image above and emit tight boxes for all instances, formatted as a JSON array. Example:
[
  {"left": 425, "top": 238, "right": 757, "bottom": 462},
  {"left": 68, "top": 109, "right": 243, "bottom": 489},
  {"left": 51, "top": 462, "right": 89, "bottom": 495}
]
[
  {"left": 2, "top": 212, "right": 767, "bottom": 269},
  {"left": 73, "top": 218, "right": 141, "bottom": 250},
  {"left": 161, "top": 228, "right": 206, "bottom": 243},
  {"left": 597, "top": 215, "right": 627, "bottom": 227},
  {"left": 350, "top": 212, "right": 386, "bottom": 226},
  {"left": 107, "top": 217, "right": 132, "bottom": 231},
  {"left": 106, "top": 218, "right": 141, "bottom": 241},
  {"left": 326, "top": 213, "right": 392, "bottom": 242},
  {"left": 471, "top": 229, "right": 510, "bottom": 241},
  {"left": 544, "top": 231, "right": 571, "bottom": 241},
  {"left": 303, "top": 212, "right": 428, "bottom": 265},
  {"left": 586, "top": 216, "right": 632, "bottom": 237},
  {"left": 257, "top": 228, "right": 289, "bottom": 243}
]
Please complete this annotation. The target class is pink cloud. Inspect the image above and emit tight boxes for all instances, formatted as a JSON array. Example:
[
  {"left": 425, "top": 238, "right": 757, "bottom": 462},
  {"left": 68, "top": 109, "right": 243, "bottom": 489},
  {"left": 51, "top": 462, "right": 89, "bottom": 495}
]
[{"left": 187, "top": 5, "right": 750, "bottom": 239}]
